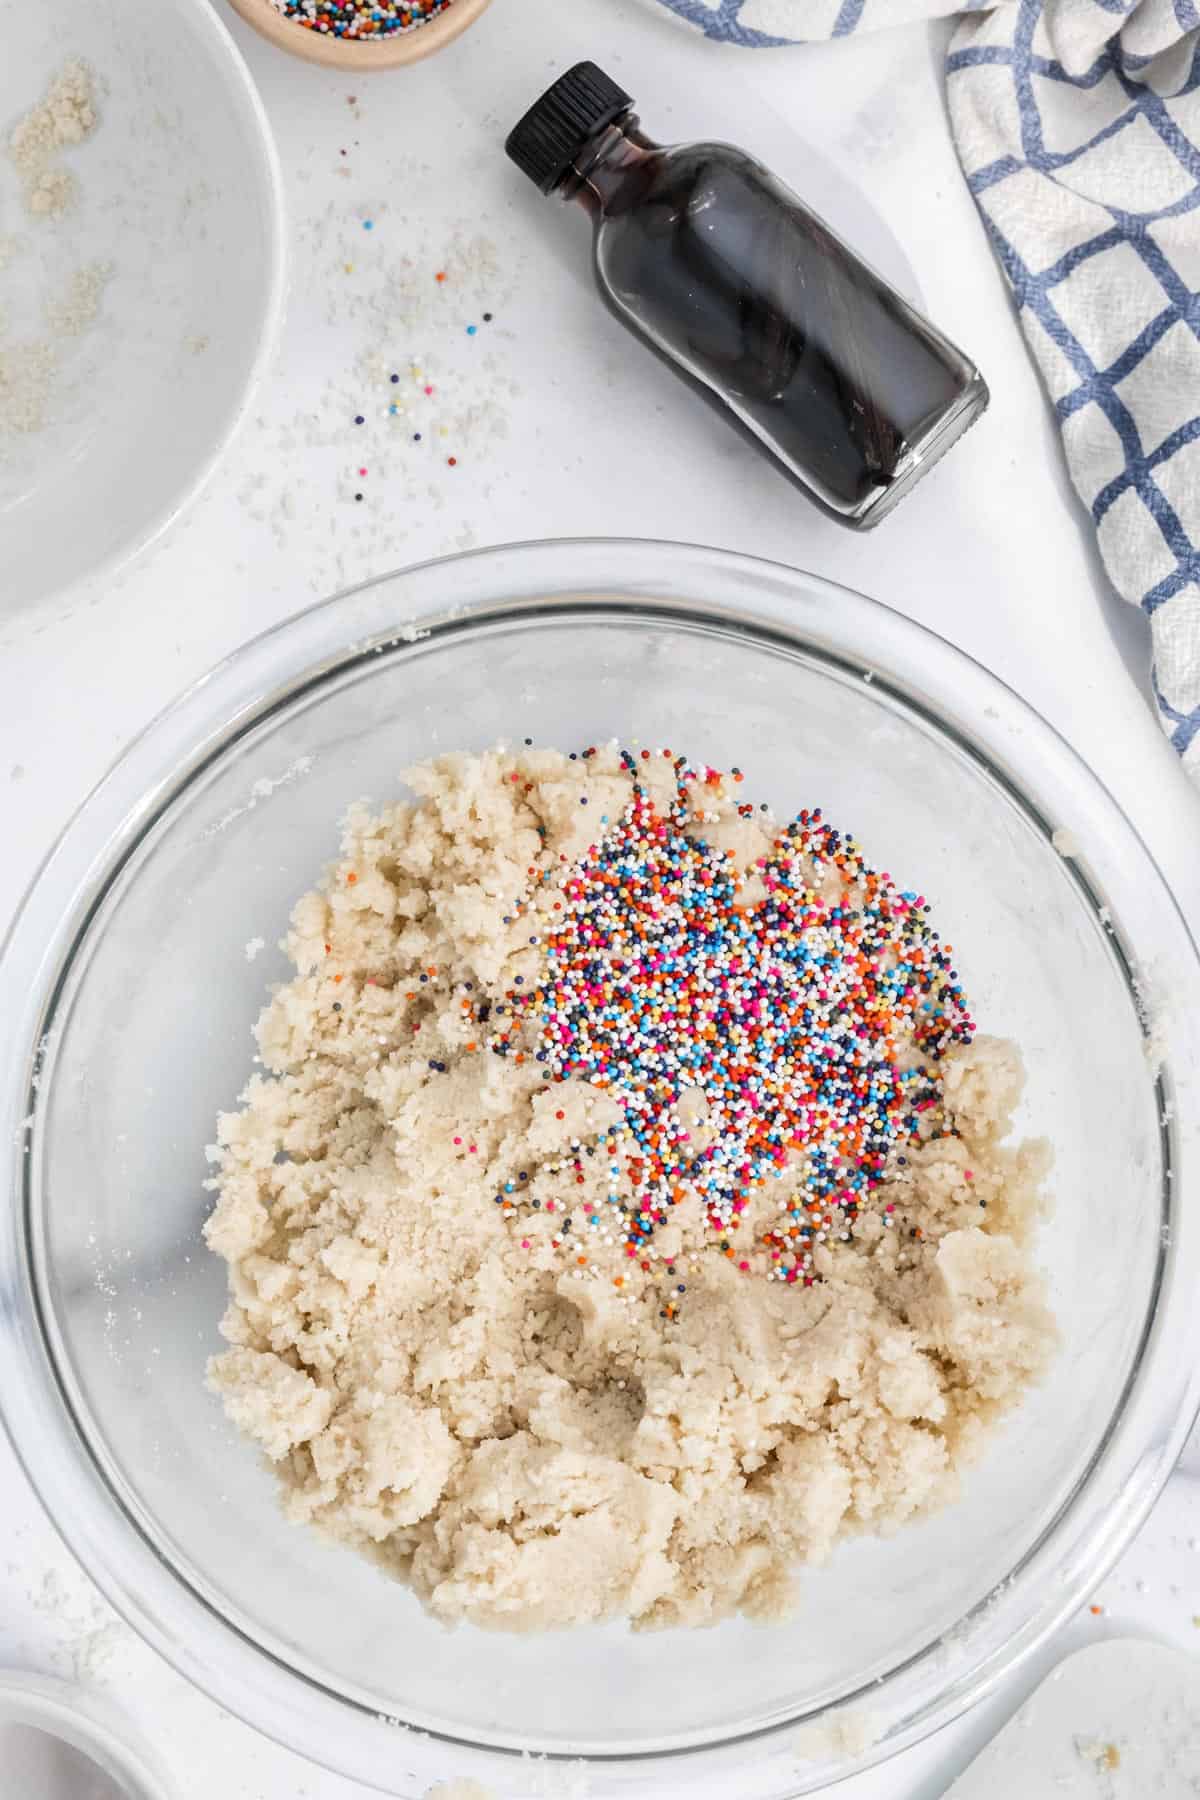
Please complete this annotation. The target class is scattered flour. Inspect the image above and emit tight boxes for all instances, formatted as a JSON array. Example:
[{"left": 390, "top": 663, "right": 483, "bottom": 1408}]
[
  {"left": 44, "top": 260, "right": 112, "bottom": 337},
  {"left": 234, "top": 203, "right": 520, "bottom": 588},
  {"left": 29, "top": 1566, "right": 128, "bottom": 1685},
  {"left": 425, "top": 1783, "right": 496, "bottom": 1800},
  {"left": 0, "top": 339, "right": 58, "bottom": 437},
  {"left": 206, "top": 748, "right": 1055, "bottom": 1633},
  {"left": 1, "top": 60, "right": 108, "bottom": 441},
  {"left": 794, "top": 1708, "right": 880, "bottom": 1763},
  {"left": 1132, "top": 964, "right": 1170, "bottom": 1077},
  {"left": 7, "top": 59, "right": 98, "bottom": 218}
]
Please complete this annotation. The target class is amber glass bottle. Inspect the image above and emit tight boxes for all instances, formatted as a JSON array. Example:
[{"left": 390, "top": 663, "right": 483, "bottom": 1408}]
[{"left": 507, "top": 62, "right": 988, "bottom": 528}]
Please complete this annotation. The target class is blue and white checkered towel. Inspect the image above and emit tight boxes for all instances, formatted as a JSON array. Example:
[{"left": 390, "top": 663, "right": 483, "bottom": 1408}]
[{"left": 648, "top": 0, "right": 1200, "bottom": 781}]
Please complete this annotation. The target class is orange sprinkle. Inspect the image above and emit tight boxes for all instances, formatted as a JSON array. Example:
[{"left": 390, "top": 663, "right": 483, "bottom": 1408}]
[{"left": 346, "top": 872, "right": 358, "bottom": 885}]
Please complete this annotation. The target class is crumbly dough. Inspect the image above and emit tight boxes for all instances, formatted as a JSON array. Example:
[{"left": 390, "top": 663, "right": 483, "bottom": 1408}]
[{"left": 206, "top": 747, "right": 1055, "bottom": 1632}]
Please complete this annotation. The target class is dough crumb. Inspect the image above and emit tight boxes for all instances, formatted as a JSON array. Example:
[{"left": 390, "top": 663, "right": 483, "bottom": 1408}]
[
  {"left": 794, "top": 1709, "right": 879, "bottom": 1762},
  {"left": 8, "top": 59, "right": 98, "bottom": 218},
  {"left": 1, "top": 63, "right": 107, "bottom": 442}
]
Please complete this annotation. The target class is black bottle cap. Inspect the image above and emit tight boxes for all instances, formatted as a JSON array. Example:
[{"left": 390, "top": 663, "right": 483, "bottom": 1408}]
[{"left": 506, "top": 62, "right": 634, "bottom": 195}]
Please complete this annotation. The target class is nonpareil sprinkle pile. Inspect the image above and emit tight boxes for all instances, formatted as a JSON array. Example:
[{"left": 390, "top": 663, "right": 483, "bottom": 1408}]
[
  {"left": 490, "top": 748, "right": 973, "bottom": 1293},
  {"left": 269, "top": 0, "right": 455, "bottom": 37}
]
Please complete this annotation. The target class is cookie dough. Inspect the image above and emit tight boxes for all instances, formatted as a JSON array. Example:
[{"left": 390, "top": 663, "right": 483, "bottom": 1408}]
[{"left": 206, "top": 746, "right": 1054, "bottom": 1631}]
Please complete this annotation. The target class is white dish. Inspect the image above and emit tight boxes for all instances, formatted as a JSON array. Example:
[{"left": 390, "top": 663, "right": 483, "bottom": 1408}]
[
  {"left": 0, "top": 0, "right": 284, "bottom": 610},
  {"left": 0, "top": 1672, "right": 174, "bottom": 1799}
]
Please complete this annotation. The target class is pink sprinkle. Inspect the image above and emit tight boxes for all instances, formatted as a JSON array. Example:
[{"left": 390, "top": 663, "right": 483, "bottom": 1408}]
[
  {"left": 424, "top": 384, "right": 434, "bottom": 395},
  {"left": 964, "top": 1170, "right": 974, "bottom": 1181},
  {"left": 469, "top": 1144, "right": 477, "bottom": 1154},
  {"left": 521, "top": 1238, "right": 530, "bottom": 1249},
  {"left": 545, "top": 1201, "right": 556, "bottom": 1213},
  {"left": 453, "top": 1136, "right": 462, "bottom": 1146},
  {"left": 358, "top": 467, "right": 367, "bottom": 476}
]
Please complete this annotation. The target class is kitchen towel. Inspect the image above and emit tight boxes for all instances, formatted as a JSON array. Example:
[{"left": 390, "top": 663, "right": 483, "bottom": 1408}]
[{"left": 649, "top": 0, "right": 1200, "bottom": 781}]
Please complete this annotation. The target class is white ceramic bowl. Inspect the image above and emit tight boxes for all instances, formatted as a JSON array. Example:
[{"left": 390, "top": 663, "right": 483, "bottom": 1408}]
[
  {"left": 0, "top": 1674, "right": 174, "bottom": 1800},
  {"left": 0, "top": 0, "right": 284, "bottom": 610}
]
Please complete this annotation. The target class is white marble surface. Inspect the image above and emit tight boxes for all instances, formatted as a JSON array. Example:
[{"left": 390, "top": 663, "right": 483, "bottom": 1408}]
[{"left": 4, "top": 0, "right": 1200, "bottom": 1795}]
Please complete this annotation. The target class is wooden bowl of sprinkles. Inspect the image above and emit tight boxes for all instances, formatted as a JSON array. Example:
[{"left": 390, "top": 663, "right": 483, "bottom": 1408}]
[{"left": 223, "top": 0, "right": 493, "bottom": 69}]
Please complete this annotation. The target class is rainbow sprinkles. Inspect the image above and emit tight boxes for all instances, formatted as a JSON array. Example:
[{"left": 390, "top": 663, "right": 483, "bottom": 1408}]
[
  {"left": 269, "top": 0, "right": 456, "bottom": 37},
  {"left": 486, "top": 746, "right": 975, "bottom": 1300}
]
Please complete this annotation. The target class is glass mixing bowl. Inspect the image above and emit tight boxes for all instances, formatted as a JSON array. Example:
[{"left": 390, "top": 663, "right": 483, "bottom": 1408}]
[{"left": 2, "top": 540, "right": 1199, "bottom": 1799}]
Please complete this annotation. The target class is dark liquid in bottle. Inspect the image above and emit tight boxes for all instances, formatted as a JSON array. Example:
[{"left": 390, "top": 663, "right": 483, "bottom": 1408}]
[{"left": 594, "top": 146, "right": 970, "bottom": 513}]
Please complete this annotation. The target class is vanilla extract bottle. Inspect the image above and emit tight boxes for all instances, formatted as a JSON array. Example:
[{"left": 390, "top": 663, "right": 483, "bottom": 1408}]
[{"left": 506, "top": 62, "right": 988, "bottom": 528}]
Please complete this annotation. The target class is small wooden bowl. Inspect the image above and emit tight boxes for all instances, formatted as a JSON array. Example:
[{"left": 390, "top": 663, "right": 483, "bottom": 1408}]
[{"left": 224, "top": 0, "right": 492, "bottom": 69}]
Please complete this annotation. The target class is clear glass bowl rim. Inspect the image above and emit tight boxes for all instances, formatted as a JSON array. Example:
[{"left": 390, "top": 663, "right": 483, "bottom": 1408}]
[{"left": 3, "top": 537, "right": 1199, "bottom": 1799}]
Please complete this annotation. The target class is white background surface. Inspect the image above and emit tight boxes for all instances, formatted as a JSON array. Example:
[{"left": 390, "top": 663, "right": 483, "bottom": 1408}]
[{"left": 4, "top": 0, "right": 1200, "bottom": 1795}]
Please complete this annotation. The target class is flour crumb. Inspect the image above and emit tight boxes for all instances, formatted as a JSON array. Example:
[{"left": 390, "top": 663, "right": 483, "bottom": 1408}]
[
  {"left": 45, "top": 260, "right": 112, "bottom": 337},
  {"left": 1051, "top": 827, "right": 1080, "bottom": 859},
  {"left": 425, "top": 1783, "right": 495, "bottom": 1800},
  {"left": 794, "top": 1709, "right": 880, "bottom": 1762},
  {"left": 0, "top": 340, "right": 58, "bottom": 436},
  {"left": 523, "top": 1762, "right": 591, "bottom": 1800},
  {"left": 245, "top": 937, "right": 266, "bottom": 963},
  {"left": 1, "top": 62, "right": 106, "bottom": 442},
  {"left": 30, "top": 1562, "right": 129, "bottom": 1683},
  {"left": 7, "top": 59, "right": 98, "bottom": 218},
  {"left": 1132, "top": 964, "right": 1170, "bottom": 1076}
]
